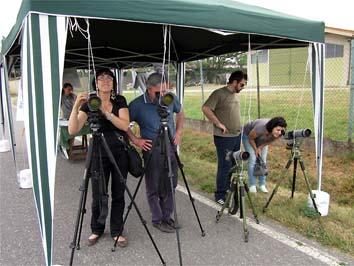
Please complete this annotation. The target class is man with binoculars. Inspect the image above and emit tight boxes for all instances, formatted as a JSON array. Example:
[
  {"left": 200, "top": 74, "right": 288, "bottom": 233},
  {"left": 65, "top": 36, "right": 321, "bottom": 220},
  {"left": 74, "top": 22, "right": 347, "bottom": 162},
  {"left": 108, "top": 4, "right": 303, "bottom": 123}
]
[{"left": 128, "top": 72, "right": 185, "bottom": 233}]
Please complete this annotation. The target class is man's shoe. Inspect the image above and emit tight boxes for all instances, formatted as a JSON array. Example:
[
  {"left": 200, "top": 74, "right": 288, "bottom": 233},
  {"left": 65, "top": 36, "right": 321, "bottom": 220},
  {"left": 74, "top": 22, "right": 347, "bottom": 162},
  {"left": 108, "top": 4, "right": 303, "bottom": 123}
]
[
  {"left": 153, "top": 222, "right": 175, "bottom": 233},
  {"left": 249, "top": 185, "right": 257, "bottom": 193},
  {"left": 259, "top": 185, "right": 268, "bottom": 193},
  {"left": 216, "top": 199, "right": 225, "bottom": 206},
  {"left": 165, "top": 219, "right": 181, "bottom": 229}
]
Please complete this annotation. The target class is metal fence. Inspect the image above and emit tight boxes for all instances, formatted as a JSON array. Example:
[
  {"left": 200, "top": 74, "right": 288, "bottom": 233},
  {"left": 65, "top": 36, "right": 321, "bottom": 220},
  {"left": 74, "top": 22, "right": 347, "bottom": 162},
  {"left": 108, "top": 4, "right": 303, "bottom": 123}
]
[{"left": 183, "top": 46, "right": 353, "bottom": 143}]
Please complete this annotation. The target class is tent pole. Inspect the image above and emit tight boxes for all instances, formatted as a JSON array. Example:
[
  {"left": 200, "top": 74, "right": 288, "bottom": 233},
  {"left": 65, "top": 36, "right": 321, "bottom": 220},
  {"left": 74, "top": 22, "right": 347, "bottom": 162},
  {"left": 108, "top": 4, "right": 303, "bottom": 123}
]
[
  {"left": 311, "top": 43, "right": 325, "bottom": 191},
  {"left": 1, "top": 57, "right": 17, "bottom": 163},
  {"left": 176, "top": 62, "right": 185, "bottom": 106},
  {"left": 256, "top": 52, "right": 261, "bottom": 118},
  {"left": 199, "top": 60, "right": 205, "bottom": 120},
  {"left": 114, "top": 68, "right": 123, "bottom": 95},
  {"left": 348, "top": 39, "right": 354, "bottom": 145},
  {"left": 0, "top": 68, "right": 4, "bottom": 137}
]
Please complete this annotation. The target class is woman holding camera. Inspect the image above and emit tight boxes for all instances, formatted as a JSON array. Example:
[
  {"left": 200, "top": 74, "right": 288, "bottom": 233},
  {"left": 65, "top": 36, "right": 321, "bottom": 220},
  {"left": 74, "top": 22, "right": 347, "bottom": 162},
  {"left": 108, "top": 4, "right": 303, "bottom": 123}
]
[
  {"left": 242, "top": 117, "right": 287, "bottom": 193},
  {"left": 69, "top": 68, "right": 130, "bottom": 247}
]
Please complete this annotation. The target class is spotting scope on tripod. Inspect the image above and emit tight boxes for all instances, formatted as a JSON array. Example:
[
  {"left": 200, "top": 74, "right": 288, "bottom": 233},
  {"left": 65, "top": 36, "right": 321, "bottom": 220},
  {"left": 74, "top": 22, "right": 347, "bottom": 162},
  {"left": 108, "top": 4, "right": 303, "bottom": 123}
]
[
  {"left": 263, "top": 128, "right": 320, "bottom": 216},
  {"left": 216, "top": 150, "right": 260, "bottom": 242}
]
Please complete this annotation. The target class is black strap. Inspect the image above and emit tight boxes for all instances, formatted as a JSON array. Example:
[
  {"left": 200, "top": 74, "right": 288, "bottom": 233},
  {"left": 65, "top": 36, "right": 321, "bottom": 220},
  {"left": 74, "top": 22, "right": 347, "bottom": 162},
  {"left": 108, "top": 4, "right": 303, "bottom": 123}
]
[{"left": 113, "top": 131, "right": 129, "bottom": 149}]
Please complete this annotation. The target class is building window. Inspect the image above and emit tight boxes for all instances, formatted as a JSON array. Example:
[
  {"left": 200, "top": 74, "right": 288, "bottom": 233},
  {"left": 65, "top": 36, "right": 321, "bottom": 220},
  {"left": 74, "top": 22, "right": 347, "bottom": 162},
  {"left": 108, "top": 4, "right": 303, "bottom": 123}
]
[
  {"left": 251, "top": 50, "right": 268, "bottom": 64},
  {"left": 325, "top": 43, "right": 344, "bottom": 58}
]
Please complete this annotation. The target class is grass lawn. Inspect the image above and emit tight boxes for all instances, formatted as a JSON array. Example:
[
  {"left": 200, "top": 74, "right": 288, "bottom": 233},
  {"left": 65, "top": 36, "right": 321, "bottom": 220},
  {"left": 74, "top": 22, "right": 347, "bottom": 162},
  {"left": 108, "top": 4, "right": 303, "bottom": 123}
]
[{"left": 179, "top": 129, "right": 354, "bottom": 256}]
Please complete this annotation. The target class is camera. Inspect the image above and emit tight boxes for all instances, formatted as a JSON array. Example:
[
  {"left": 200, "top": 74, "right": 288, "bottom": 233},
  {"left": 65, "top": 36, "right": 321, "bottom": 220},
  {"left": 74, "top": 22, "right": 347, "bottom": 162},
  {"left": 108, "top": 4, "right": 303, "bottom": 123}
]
[
  {"left": 87, "top": 91, "right": 104, "bottom": 131},
  {"left": 155, "top": 92, "right": 174, "bottom": 106},
  {"left": 156, "top": 92, "right": 174, "bottom": 119},
  {"left": 87, "top": 91, "right": 102, "bottom": 112},
  {"left": 225, "top": 150, "right": 250, "bottom": 162},
  {"left": 283, "top": 128, "right": 311, "bottom": 140},
  {"left": 160, "top": 92, "right": 174, "bottom": 106}
]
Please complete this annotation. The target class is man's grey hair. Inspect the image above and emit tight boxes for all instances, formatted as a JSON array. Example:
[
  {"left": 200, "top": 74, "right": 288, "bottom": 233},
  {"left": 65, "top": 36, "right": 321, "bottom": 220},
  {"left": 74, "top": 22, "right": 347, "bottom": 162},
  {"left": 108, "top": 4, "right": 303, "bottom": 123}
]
[{"left": 146, "top": 72, "right": 167, "bottom": 88}]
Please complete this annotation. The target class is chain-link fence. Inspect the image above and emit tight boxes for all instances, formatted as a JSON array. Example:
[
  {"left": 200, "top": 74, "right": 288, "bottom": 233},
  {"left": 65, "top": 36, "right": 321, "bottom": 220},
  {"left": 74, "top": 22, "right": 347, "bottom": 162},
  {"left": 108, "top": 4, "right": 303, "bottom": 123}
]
[{"left": 183, "top": 45, "right": 353, "bottom": 142}]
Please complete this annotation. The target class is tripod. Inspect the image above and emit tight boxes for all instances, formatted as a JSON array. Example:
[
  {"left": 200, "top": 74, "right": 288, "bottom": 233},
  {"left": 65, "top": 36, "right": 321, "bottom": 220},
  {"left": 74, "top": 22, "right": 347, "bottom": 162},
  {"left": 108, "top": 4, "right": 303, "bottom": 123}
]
[
  {"left": 69, "top": 124, "right": 165, "bottom": 265},
  {"left": 263, "top": 139, "right": 320, "bottom": 215},
  {"left": 215, "top": 160, "right": 259, "bottom": 242},
  {"left": 113, "top": 112, "right": 205, "bottom": 266}
]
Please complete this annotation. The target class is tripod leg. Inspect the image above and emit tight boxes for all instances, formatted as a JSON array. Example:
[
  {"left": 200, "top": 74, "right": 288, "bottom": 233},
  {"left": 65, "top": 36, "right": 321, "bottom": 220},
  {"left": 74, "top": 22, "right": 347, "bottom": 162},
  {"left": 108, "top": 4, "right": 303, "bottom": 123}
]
[
  {"left": 99, "top": 134, "right": 165, "bottom": 265},
  {"left": 299, "top": 159, "right": 321, "bottom": 216},
  {"left": 244, "top": 183, "right": 259, "bottom": 224},
  {"left": 216, "top": 182, "right": 234, "bottom": 222},
  {"left": 75, "top": 175, "right": 90, "bottom": 250},
  {"left": 238, "top": 178, "right": 249, "bottom": 242},
  {"left": 69, "top": 139, "right": 95, "bottom": 266},
  {"left": 173, "top": 149, "right": 206, "bottom": 236},
  {"left": 69, "top": 169, "right": 90, "bottom": 266},
  {"left": 113, "top": 146, "right": 155, "bottom": 251},
  {"left": 263, "top": 159, "right": 293, "bottom": 213},
  {"left": 291, "top": 158, "right": 298, "bottom": 198},
  {"left": 228, "top": 178, "right": 239, "bottom": 215},
  {"left": 162, "top": 126, "right": 182, "bottom": 266}
]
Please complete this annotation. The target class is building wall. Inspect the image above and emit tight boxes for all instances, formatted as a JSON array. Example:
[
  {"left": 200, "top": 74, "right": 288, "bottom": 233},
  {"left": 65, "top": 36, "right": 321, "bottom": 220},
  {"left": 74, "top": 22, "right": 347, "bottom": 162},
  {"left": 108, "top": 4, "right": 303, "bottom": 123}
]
[
  {"left": 325, "top": 33, "right": 351, "bottom": 87},
  {"left": 250, "top": 62, "right": 269, "bottom": 86},
  {"left": 250, "top": 32, "right": 352, "bottom": 88},
  {"left": 269, "top": 47, "right": 308, "bottom": 87}
]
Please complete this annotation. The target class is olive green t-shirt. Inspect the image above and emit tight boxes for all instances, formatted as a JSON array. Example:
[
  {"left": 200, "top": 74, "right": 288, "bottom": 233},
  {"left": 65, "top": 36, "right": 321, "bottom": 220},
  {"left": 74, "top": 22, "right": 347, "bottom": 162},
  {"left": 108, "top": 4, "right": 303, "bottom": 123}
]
[{"left": 203, "top": 86, "right": 241, "bottom": 137}]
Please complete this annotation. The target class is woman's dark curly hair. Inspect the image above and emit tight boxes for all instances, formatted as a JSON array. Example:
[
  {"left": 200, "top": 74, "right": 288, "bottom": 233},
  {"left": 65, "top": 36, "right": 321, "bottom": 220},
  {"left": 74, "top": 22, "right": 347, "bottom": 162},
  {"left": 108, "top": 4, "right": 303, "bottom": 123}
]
[
  {"left": 91, "top": 68, "right": 117, "bottom": 91},
  {"left": 265, "top": 116, "right": 287, "bottom": 133}
]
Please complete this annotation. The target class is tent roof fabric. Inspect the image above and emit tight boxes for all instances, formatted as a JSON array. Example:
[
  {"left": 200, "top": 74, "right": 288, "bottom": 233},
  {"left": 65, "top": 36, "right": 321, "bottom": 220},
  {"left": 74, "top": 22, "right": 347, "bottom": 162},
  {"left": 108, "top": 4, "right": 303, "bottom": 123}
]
[{"left": 2, "top": 0, "right": 324, "bottom": 64}]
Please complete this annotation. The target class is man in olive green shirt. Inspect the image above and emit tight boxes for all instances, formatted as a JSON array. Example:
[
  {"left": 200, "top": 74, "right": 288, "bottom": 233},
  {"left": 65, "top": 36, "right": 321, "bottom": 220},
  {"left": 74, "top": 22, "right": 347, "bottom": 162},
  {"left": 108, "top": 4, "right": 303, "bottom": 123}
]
[{"left": 202, "top": 70, "right": 247, "bottom": 204}]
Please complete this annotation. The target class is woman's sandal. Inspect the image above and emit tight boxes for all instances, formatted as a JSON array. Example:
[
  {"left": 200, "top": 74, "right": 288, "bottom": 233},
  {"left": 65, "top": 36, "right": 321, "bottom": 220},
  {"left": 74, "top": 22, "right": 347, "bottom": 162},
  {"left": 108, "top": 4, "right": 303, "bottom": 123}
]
[
  {"left": 87, "top": 234, "right": 101, "bottom": 246},
  {"left": 113, "top": 236, "right": 128, "bottom": 248}
]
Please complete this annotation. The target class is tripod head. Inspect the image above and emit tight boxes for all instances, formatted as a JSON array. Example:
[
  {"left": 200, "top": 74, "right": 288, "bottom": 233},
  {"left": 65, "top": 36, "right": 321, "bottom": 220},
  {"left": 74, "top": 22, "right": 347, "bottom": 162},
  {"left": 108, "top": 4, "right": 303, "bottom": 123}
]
[
  {"left": 157, "top": 105, "right": 170, "bottom": 123},
  {"left": 286, "top": 138, "right": 304, "bottom": 159},
  {"left": 156, "top": 91, "right": 175, "bottom": 123},
  {"left": 226, "top": 150, "right": 249, "bottom": 175},
  {"left": 87, "top": 110, "right": 104, "bottom": 134}
]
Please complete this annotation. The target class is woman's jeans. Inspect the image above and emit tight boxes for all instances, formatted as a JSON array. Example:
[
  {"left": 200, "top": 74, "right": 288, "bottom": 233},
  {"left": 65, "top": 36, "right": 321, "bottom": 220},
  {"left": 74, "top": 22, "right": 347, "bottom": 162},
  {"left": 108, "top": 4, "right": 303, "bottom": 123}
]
[
  {"left": 214, "top": 135, "right": 241, "bottom": 201},
  {"left": 242, "top": 135, "right": 268, "bottom": 187}
]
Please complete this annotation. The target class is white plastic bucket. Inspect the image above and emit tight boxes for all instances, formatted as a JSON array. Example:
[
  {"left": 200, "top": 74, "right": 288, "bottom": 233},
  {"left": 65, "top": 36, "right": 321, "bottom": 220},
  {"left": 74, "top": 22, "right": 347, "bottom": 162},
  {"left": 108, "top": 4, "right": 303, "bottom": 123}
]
[
  {"left": 18, "top": 169, "right": 33, "bottom": 189},
  {"left": 307, "top": 190, "right": 330, "bottom": 216},
  {"left": 0, "top": 139, "right": 10, "bottom": 152}
]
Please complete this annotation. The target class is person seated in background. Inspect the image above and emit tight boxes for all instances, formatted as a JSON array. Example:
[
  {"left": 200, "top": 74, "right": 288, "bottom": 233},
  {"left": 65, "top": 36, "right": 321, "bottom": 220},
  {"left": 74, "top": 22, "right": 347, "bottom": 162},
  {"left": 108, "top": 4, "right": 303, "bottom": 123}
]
[
  {"left": 61, "top": 83, "right": 77, "bottom": 119},
  {"left": 242, "top": 117, "right": 287, "bottom": 193}
]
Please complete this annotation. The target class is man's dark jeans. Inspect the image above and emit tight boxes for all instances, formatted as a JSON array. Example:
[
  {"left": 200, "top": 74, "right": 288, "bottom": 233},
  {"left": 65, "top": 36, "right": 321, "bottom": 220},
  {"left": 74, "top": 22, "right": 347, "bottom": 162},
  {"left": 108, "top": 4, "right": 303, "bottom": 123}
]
[{"left": 213, "top": 135, "right": 241, "bottom": 201}]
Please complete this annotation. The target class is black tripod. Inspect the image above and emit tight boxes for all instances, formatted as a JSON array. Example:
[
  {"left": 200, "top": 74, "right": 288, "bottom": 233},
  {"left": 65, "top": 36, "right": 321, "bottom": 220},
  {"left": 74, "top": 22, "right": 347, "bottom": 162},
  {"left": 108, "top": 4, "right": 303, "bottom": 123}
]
[
  {"left": 113, "top": 110, "right": 205, "bottom": 266},
  {"left": 263, "top": 139, "right": 320, "bottom": 215},
  {"left": 69, "top": 120, "right": 165, "bottom": 265},
  {"left": 215, "top": 157, "right": 259, "bottom": 242}
]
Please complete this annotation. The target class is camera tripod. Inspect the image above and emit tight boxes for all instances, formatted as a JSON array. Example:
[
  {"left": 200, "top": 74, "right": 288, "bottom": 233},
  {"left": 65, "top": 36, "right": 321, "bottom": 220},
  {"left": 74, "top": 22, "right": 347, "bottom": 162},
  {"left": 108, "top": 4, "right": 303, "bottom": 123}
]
[
  {"left": 69, "top": 126, "right": 165, "bottom": 266},
  {"left": 263, "top": 139, "right": 320, "bottom": 215},
  {"left": 215, "top": 161, "right": 259, "bottom": 242},
  {"left": 113, "top": 113, "right": 205, "bottom": 266}
]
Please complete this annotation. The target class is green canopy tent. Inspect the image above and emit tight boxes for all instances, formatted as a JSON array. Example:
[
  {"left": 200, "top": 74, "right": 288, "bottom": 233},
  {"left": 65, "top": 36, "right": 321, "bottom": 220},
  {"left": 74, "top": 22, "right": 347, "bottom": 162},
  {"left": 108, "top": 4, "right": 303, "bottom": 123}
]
[{"left": 0, "top": 0, "right": 325, "bottom": 265}]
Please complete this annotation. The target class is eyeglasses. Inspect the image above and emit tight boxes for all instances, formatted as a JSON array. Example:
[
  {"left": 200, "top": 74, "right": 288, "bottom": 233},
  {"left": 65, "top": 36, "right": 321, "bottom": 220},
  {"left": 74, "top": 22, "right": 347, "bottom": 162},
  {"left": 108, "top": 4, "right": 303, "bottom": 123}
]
[{"left": 97, "top": 75, "right": 113, "bottom": 81}]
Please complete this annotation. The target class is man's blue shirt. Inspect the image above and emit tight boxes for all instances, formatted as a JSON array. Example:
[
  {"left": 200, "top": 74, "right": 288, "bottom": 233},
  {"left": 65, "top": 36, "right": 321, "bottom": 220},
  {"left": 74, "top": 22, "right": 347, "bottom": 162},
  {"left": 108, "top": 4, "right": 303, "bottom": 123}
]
[{"left": 129, "top": 92, "right": 181, "bottom": 141}]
